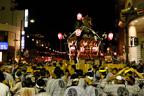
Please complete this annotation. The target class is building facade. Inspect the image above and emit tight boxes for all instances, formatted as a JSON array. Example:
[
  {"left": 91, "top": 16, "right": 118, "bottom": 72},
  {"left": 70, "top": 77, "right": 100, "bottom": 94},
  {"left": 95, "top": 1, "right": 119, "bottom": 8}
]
[
  {"left": 119, "top": 0, "right": 144, "bottom": 63},
  {"left": 0, "top": 0, "right": 25, "bottom": 63}
]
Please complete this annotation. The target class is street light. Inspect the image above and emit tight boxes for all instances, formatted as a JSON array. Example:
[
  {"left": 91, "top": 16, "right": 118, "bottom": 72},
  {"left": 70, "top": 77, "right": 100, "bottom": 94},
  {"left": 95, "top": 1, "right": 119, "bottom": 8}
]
[{"left": 30, "top": 19, "right": 35, "bottom": 23}]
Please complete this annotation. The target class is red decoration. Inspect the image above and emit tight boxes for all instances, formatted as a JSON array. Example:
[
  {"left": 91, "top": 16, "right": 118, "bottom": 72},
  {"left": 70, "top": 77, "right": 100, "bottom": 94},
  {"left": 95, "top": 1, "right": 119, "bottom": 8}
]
[
  {"left": 70, "top": 46, "right": 75, "bottom": 52},
  {"left": 100, "top": 53, "right": 104, "bottom": 57},
  {"left": 107, "top": 47, "right": 110, "bottom": 51},
  {"left": 108, "top": 32, "right": 113, "bottom": 40},
  {"left": 58, "top": 33, "right": 63, "bottom": 40},
  {"left": 75, "top": 29, "right": 81, "bottom": 36},
  {"left": 92, "top": 47, "right": 98, "bottom": 52},
  {"left": 80, "top": 47, "right": 84, "bottom": 52},
  {"left": 114, "top": 52, "right": 117, "bottom": 56},
  {"left": 77, "top": 13, "right": 82, "bottom": 20}
]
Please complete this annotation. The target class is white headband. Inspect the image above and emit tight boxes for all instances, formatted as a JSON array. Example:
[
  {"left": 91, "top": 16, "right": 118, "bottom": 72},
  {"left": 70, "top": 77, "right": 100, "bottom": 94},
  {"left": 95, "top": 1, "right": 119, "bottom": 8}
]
[
  {"left": 88, "top": 69, "right": 93, "bottom": 72},
  {"left": 36, "top": 83, "right": 45, "bottom": 89},
  {"left": 15, "top": 71, "right": 21, "bottom": 79},
  {"left": 86, "top": 76, "right": 93, "bottom": 80},
  {"left": 72, "top": 78, "right": 79, "bottom": 82},
  {"left": 116, "top": 76, "right": 123, "bottom": 80}
]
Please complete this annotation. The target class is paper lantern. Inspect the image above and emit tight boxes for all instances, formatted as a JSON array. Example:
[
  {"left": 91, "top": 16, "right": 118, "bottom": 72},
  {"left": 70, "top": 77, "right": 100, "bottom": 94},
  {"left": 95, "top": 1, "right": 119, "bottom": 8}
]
[
  {"left": 92, "top": 47, "right": 98, "bottom": 52},
  {"left": 80, "top": 47, "right": 84, "bottom": 52},
  {"left": 75, "top": 29, "right": 81, "bottom": 36},
  {"left": 58, "top": 33, "right": 63, "bottom": 40},
  {"left": 108, "top": 32, "right": 113, "bottom": 40},
  {"left": 77, "top": 13, "right": 82, "bottom": 20},
  {"left": 70, "top": 46, "right": 75, "bottom": 52}
]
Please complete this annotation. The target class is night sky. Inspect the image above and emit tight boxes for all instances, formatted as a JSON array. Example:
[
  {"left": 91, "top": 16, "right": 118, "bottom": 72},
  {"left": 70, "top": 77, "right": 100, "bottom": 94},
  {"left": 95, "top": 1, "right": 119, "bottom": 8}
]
[{"left": 15, "top": 0, "right": 115, "bottom": 48}]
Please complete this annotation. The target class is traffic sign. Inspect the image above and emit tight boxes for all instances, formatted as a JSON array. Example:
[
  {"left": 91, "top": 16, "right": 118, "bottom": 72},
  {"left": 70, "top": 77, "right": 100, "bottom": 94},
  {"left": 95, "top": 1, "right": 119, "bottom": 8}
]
[{"left": 25, "top": 54, "right": 29, "bottom": 58}]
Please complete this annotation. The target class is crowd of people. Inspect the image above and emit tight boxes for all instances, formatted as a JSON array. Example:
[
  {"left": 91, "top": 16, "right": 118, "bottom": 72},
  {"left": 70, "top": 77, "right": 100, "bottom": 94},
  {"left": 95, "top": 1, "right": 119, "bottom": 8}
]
[{"left": 0, "top": 60, "right": 144, "bottom": 96}]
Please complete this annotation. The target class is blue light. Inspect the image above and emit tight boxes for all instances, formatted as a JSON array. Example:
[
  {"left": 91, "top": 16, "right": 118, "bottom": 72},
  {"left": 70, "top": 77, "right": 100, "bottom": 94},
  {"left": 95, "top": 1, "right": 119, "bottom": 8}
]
[{"left": 0, "top": 42, "right": 8, "bottom": 50}]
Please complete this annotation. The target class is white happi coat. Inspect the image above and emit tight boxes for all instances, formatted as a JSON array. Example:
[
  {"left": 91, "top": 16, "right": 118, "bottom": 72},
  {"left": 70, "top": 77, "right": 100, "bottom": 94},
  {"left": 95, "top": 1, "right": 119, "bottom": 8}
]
[
  {"left": 18, "top": 87, "right": 35, "bottom": 96},
  {"left": 10, "top": 82, "right": 22, "bottom": 96},
  {"left": 46, "top": 78, "right": 55, "bottom": 93},
  {"left": 49, "top": 79, "right": 66, "bottom": 96},
  {"left": 0, "top": 83, "right": 11, "bottom": 96},
  {"left": 3, "top": 72, "right": 16, "bottom": 85},
  {"left": 78, "top": 78, "right": 86, "bottom": 88},
  {"left": 64, "top": 86, "right": 89, "bottom": 96},
  {"left": 86, "top": 85, "right": 104, "bottom": 96},
  {"left": 103, "top": 84, "right": 126, "bottom": 96},
  {"left": 35, "top": 92, "right": 51, "bottom": 96}
]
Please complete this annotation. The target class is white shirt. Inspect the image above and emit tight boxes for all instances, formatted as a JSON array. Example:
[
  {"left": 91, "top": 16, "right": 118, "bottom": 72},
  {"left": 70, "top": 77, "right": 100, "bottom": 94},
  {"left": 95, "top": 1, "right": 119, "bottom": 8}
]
[{"left": 0, "top": 83, "right": 11, "bottom": 96}]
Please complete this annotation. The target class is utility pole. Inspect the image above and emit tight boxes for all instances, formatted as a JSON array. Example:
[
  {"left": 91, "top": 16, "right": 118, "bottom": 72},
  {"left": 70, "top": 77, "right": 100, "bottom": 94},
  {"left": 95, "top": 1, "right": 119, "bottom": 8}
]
[{"left": 19, "top": 20, "right": 23, "bottom": 63}]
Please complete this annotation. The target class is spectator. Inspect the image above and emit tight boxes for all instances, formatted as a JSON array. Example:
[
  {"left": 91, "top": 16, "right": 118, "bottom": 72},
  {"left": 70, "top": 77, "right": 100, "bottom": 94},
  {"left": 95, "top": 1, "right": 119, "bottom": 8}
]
[
  {"left": 71, "top": 65, "right": 78, "bottom": 74},
  {"left": 49, "top": 67, "right": 66, "bottom": 96},
  {"left": 18, "top": 78, "right": 35, "bottom": 96},
  {"left": 64, "top": 74, "right": 89, "bottom": 96},
  {"left": 98, "top": 68, "right": 108, "bottom": 88},
  {"left": 35, "top": 78, "right": 51, "bottom": 96},
  {"left": 61, "top": 69, "right": 70, "bottom": 83},
  {"left": 0, "top": 70, "right": 11, "bottom": 96},
  {"left": 0, "top": 63, "right": 15, "bottom": 86},
  {"left": 77, "top": 69, "right": 86, "bottom": 88},
  {"left": 10, "top": 71, "right": 23, "bottom": 96}
]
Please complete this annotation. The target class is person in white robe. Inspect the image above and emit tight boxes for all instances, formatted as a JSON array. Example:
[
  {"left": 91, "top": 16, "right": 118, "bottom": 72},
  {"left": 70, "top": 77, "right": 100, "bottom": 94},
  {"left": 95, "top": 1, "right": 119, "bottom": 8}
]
[
  {"left": 0, "top": 70, "right": 11, "bottom": 96},
  {"left": 10, "top": 71, "right": 23, "bottom": 96},
  {"left": 85, "top": 72, "right": 104, "bottom": 96},
  {"left": 49, "top": 67, "right": 66, "bottom": 96},
  {"left": 0, "top": 63, "right": 16, "bottom": 86},
  {"left": 35, "top": 78, "right": 51, "bottom": 96},
  {"left": 64, "top": 74, "right": 89, "bottom": 96}
]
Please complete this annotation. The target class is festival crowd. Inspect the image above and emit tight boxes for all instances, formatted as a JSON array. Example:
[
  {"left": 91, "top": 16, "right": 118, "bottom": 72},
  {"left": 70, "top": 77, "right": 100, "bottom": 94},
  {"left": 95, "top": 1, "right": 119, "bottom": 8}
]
[{"left": 0, "top": 60, "right": 144, "bottom": 96}]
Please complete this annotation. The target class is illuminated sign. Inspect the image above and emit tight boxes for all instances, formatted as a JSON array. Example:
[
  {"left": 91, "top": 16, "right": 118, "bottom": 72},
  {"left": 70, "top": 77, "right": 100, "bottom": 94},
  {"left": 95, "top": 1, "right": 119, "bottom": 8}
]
[
  {"left": 21, "top": 31, "right": 25, "bottom": 49},
  {"left": 0, "top": 42, "right": 8, "bottom": 50},
  {"left": 24, "top": 9, "right": 28, "bottom": 27}
]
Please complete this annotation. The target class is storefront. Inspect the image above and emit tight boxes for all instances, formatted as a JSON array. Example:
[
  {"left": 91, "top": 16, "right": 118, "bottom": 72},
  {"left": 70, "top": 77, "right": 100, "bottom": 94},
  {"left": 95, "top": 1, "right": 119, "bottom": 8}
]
[{"left": 0, "top": 24, "right": 20, "bottom": 63}]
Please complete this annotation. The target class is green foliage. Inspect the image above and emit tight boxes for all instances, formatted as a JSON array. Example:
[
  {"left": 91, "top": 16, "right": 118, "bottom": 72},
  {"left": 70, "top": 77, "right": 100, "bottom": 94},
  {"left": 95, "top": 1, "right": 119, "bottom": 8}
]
[{"left": 75, "top": 15, "right": 93, "bottom": 32}]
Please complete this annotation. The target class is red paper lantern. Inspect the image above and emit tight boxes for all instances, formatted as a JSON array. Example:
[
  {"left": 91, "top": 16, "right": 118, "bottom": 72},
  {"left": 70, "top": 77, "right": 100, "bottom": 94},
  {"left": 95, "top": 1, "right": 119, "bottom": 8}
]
[
  {"left": 114, "top": 52, "right": 117, "bottom": 56},
  {"left": 108, "top": 32, "right": 113, "bottom": 40},
  {"left": 75, "top": 29, "right": 81, "bottom": 36},
  {"left": 70, "top": 46, "right": 75, "bottom": 52},
  {"left": 92, "top": 47, "right": 98, "bottom": 52},
  {"left": 77, "top": 13, "right": 82, "bottom": 20},
  {"left": 58, "top": 33, "right": 63, "bottom": 40},
  {"left": 107, "top": 47, "right": 110, "bottom": 51},
  {"left": 80, "top": 47, "right": 84, "bottom": 52},
  {"left": 100, "top": 53, "right": 104, "bottom": 57}
]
